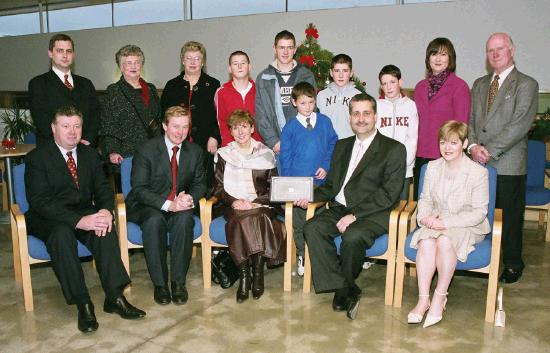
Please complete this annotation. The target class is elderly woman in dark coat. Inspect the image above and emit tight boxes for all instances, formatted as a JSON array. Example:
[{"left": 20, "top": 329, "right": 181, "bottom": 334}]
[
  {"left": 160, "top": 41, "right": 221, "bottom": 188},
  {"left": 101, "top": 44, "right": 161, "bottom": 188},
  {"left": 212, "top": 110, "right": 286, "bottom": 303}
]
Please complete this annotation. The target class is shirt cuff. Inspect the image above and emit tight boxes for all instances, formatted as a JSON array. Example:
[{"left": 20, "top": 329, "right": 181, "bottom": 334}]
[
  {"left": 467, "top": 143, "right": 477, "bottom": 154},
  {"left": 161, "top": 200, "right": 172, "bottom": 212}
]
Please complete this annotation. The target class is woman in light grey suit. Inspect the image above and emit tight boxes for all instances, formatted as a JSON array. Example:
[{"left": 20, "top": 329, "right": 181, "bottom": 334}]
[{"left": 408, "top": 121, "right": 490, "bottom": 328}]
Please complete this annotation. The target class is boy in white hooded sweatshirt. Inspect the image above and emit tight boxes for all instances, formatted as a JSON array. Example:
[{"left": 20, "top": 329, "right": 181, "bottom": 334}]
[
  {"left": 376, "top": 65, "right": 418, "bottom": 200},
  {"left": 316, "top": 54, "right": 362, "bottom": 139}
]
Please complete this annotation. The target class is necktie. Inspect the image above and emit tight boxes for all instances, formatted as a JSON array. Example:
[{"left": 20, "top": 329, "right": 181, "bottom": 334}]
[
  {"left": 167, "top": 146, "right": 180, "bottom": 201},
  {"left": 64, "top": 74, "right": 74, "bottom": 90},
  {"left": 487, "top": 75, "right": 499, "bottom": 113},
  {"left": 306, "top": 117, "right": 313, "bottom": 130},
  {"left": 351, "top": 142, "right": 364, "bottom": 171},
  {"left": 66, "top": 151, "right": 78, "bottom": 188}
]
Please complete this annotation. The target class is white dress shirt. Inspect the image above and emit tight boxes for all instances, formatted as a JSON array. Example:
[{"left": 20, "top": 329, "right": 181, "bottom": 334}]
[
  {"left": 52, "top": 66, "right": 74, "bottom": 87},
  {"left": 334, "top": 131, "right": 377, "bottom": 207},
  {"left": 296, "top": 112, "right": 317, "bottom": 129},
  {"left": 55, "top": 142, "right": 78, "bottom": 166}
]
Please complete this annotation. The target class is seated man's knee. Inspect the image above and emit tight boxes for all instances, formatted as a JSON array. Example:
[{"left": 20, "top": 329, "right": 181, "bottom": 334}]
[
  {"left": 341, "top": 228, "right": 369, "bottom": 249},
  {"left": 46, "top": 224, "right": 77, "bottom": 249},
  {"left": 142, "top": 209, "right": 167, "bottom": 228}
]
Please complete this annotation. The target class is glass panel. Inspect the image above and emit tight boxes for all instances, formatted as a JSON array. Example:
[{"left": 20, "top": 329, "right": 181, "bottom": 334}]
[
  {"left": 115, "top": 0, "right": 183, "bottom": 26},
  {"left": 404, "top": 0, "right": 454, "bottom": 3},
  {"left": 47, "top": 4, "right": 112, "bottom": 32},
  {"left": 0, "top": 12, "right": 40, "bottom": 36},
  {"left": 191, "top": 0, "right": 285, "bottom": 20},
  {"left": 288, "top": 0, "right": 395, "bottom": 11}
]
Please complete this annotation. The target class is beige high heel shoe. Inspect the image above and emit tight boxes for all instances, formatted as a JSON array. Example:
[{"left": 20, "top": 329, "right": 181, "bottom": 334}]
[
  {"left": 423, "top": 290, "right": 448, "bottom": 328},
  {"left": 407, "top": 294, "right": 430, "bottom": 324}
]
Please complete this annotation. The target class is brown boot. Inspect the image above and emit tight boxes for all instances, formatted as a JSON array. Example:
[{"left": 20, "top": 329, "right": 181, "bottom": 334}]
[
  {"left": 251, "top": 254, "right": 265, "bottom": 299},
  {"left": 236, "top": 260, "right": 251, "bottom": 303}
]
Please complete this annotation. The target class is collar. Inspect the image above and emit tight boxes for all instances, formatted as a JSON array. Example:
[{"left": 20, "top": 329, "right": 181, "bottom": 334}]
[
  {"left": 52, "top": 66, "right": 72, "bottom": 82},
  {"left": 164, "top": 135, "right": 182, "bottom": 152},
  {"left": 296, "top": 112, "right": 317, "bottom": 127},
  {"left": 355, "top": 130, "right": 377, "bottom": 149},
  {"left": 492, "top": 65, "right": 514, "bottom": 84},
  {"left": 271, "top": 60, "right": 297, "bottom": 74},
  {"left": 55, "top": 141, "right": 77, "bottom": 160}
]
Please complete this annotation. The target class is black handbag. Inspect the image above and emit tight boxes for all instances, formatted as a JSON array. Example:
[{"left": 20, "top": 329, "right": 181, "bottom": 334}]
[{"left": 211, "top": 250, "right": 239, "bottom": 289}]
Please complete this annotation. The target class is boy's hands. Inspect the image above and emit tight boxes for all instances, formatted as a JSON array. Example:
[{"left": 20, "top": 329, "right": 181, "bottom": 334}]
[{"left": 314, "top": 168, "right": 327, "bottom": 180}]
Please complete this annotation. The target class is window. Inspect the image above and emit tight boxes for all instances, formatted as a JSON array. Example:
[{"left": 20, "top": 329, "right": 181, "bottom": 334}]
[
  {"left": 190, "top": 0, "right": 285, "bottom": 20},
  {"left": 115, "top": 0, "right": 183, "bottom": 26},
  {"left": 288, "top": 0, "right": 395, "bottom": 11},
  {"left": 0, "top": 12, "right": 40, "bottom": 37},
  {"left": 47, "top": 4, "right": 112, "bottom": 32}
]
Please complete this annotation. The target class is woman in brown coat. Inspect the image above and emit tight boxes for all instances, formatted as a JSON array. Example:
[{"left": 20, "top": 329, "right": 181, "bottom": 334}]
[{"left": 212, "top": 110, "right": 285, "bottom": 303}]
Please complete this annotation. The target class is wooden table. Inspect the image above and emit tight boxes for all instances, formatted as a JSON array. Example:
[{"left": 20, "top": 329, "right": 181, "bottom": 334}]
[{"left": 0, "top": 144, "right": 35, "bottom": 206}]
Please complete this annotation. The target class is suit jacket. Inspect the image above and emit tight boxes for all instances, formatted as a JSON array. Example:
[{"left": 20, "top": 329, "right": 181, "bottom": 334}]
[
  {"left": 160, "top": 72, "right": 221, "bottom": 149},
  {"left": 125, "top": 136, "right": 207, "bottom": 211},
  {"left": 101, "top": 77, "right": 161, "bottom": 159},
  {"left": 314, "top": 132, "right": 406, "bottom": 230},
  {"left": 468, "top": 67, "right": 538, "bottom": 175},
  {"left": 29, "top": 70, "right": 100, "bottom": 147},
  {"left": 24, "top": 141, "right": 114, "bottom": 230}
]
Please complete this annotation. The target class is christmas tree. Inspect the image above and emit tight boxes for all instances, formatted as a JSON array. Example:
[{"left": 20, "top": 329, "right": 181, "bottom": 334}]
[{"left": 295, "top": 23, "right": 366, "bottom": 91}]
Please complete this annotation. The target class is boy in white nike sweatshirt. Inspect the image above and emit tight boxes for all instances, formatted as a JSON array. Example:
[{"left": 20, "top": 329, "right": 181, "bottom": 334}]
[{"left": 376, "top": 65, "right": 418, "bottom": 200}]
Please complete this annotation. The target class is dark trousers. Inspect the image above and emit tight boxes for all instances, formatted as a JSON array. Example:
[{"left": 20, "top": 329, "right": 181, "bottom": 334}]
[
  {"left": 303, "top": 205, "right": 385, "bottom": 293},
  {"left": 29, "top": 220, "right": 130, "bottom": 305},
  {"left": 128, "top": 206, "right": 195, "bottom": 286},
  {"left": 292, "top": 207, "right": 306, "bottom": 257},
  {"left": 413, "top": 157, "right": 434, "bottom": 201},
  {"left": 497, "top": 174, "right": 526, "bottom": 271}
]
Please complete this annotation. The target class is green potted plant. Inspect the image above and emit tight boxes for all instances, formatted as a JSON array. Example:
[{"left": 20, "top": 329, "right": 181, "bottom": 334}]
[
  {"left": 530, "top": 107, "right": 550, "bottom": 142},
  {"left": 0, "top": 106, "right": 35, "bottom": 148}
]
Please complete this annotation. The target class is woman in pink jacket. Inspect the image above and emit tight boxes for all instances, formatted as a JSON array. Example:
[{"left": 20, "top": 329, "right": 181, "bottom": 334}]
[{"left": 413, "top": 38, "right": 470, "bottom": 200}]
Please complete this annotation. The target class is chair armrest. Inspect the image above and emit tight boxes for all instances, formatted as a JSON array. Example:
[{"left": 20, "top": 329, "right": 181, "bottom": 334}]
[
  {"left": 398, "top": 201, "right": 417, "bottom": 245},
  {"left": 491, "top": 208, "right": 503, "bottom": 250},
  {"left": 306, "top": 201, "right": 327, "bottom": 220},
  {"left": 204, "top": 197, "right": 219, "bottom": 223}
]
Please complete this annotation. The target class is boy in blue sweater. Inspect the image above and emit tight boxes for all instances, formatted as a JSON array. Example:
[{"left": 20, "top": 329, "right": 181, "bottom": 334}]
[{"left": 280, "top": 82, "right": 338, "bottom": 275}]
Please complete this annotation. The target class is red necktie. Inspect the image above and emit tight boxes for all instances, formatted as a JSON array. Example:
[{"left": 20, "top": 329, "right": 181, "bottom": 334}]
[
  {"left": 66, "top": 151, "right": 79, "bottom": 188},
  {"left": 167, "top": 146, "right": 179, "bottom": 201},
  {"left": 64, "top": 74, "right": 74, "bottom": 90}
]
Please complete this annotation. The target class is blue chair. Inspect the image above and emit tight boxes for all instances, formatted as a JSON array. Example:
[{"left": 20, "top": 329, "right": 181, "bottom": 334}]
[
  {"left": 393, "top": 164, "right": 502, "bottom": 323},
  {"left": 525, "top": 140, "right": 550, "bottom": 242},
  {"left": 201, "top": 197, "right": 294, "bottom": 290},
  {"left": 23, "top": 132, "right": 37, "bottom": 144},
  {"left": 10, "top": 163, "right": 93, "bottom": 311},
  {"left": 116, "top": 157, "right": 204, "bottom": 279},
  {"left": 301, "top": 200, "right": 406, "bottom": 305}
]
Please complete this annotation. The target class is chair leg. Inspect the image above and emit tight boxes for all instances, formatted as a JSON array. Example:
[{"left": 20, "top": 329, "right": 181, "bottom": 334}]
[
  {"left": 284, "top": 202, "right": 293, "bottom": 292},
  {"left": 192, "top": 246, "right": 197, "bottom": 258},
  {"left": 202, "top": 240, "right": 212, "bottom": 289},
  {"left": 393, "top": 260, "right": 405, "bottom": 308},
  {"left": 545, "top": 206, "right": 550, "bottom": 242},
  {"left": 302, "top": 244, "right": 312, "bottom": 293},
  {"left": 384, "top": 258, "right": 396, "bottom": 306},
  {"left": 485, "top": 264, "right": 499, "bottom": 323},
  {"left": 2, "top": 161, "right": 7, "bottom": 212},
  {"left": 10, "top": 213, "right": 22, "bottom": 283}
]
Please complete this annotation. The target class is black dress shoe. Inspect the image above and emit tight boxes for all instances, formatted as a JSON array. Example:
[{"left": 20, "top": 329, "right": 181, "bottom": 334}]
[
  {"left": 154, "top": 285, "right": 171, "bottom": 305},
  {"left": 346, "top": 293, "right": 360, "bottom": 320},
  {"left": 332, "top": 288, "right": 349, "bottom": 312},
  {"left": 171, "top": 282, "right": 189, "bottom": 305},
  {"left": 77, "top": 302, "right": 98, "bottom": 333},
  {"left": 104, "top": 296, "right": 146, "bottom": 319},
  {"left": 499, "top": 268, "right": 523, "bottom": 284}
]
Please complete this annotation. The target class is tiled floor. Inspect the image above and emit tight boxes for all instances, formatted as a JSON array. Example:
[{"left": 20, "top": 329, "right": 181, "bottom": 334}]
[{"left": 1, "top": 218, "right": 549, "bottom": 353}]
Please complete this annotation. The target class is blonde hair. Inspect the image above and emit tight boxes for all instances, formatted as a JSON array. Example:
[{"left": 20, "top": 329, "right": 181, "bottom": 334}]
[
  {"left": 164, "top": 106, "right": 190, "bottom": 124},
  {"left": 228, "top": 109, "right": 254, "bottom": 128},
  {"left": 180, "top": 41, "right": 207, "bottom": 66},
  {"left": 438, "top": 120, "right": 468, "bottom": 142}
]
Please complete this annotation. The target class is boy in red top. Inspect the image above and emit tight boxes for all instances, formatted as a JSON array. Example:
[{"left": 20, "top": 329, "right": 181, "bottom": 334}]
[{"left": 215, "top": 51, "right": 262, "bottom": 146}]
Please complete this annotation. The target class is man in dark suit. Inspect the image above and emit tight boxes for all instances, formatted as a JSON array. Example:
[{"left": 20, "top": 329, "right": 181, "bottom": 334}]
[
  {"left": 468, "top": 32, "right": 539, "bottom": 284},
  {"left": 126, "top": 106, "right": 206, "bottom": 306},
  {"left": 29, "top": 33, "right": 100, "bottom": 147},
  {"left": 25, "top": 106, "right": 145, "bottom": 334},
  {"left": 296, "top": 93, "right": 406, "bottom": 320}
]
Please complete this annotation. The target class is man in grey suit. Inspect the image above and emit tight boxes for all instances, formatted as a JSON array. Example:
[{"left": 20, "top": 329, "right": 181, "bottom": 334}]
[
  {"left": 468, "top": 32, "right": 538, "bottom": 283},
  {"left": 126, "top": 106, "right": 206, "bottom": 305},
  {"left": 296, "top": 93, "right": 406, "bottom": 319}
]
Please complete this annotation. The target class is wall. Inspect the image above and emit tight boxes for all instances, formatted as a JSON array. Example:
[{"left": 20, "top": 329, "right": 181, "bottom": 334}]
[{"left": 0, "top": 0, "right": 548, "bottom": 94}]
